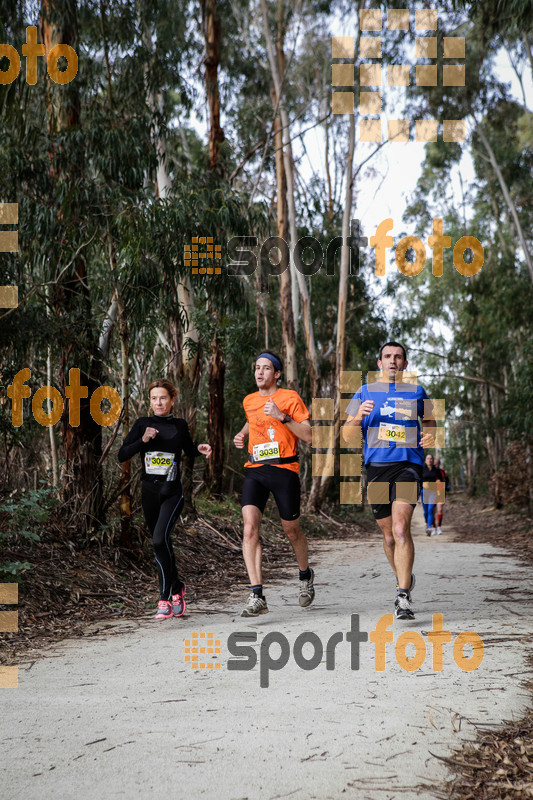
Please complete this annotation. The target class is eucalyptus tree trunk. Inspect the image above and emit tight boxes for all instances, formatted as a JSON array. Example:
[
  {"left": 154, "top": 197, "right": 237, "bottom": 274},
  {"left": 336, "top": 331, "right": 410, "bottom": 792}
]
[
  {"left": 272, "top": 87, "right": 298, "bottom": 390},
  {"left": 117, "top": 293, "right": 133, "bottom": 548},
  {"left": 261, "top": 0, "right": 319, "bottom": 396},
  {"left": 42, "top": 1, "right": 104, "bottom": 533},
  {"left": 46, "top": 344, "right": 59, "bottom": 489},
  {"left": 201, "top": 0, "right": 226, "bottom": 494},
  {"left": 308, "top": 7, "right": 362, "bottom": 512},
  {"left": 142, "top": 15, "right": 202, "bottom": 505},
  {"left": 480, "top": 349, "right": 502, "bottom": 508},
  {"left": 274, "top": 0, "right": 298, "bottom": 335},
  {"left": 308, "top": 114, "right": 358, "bottom": 512},
  {"left": 45, "top": 284, "right": 59, "bottom": 489},
  {"left": 466, "top": 428, "right": 475, "bottom": 497},
  {"left": 201, "top": 0, "right": 225, "bottom": 172},
  {"left": 323, "top": 96, "right": 334, "bottom": 223},
  {"left": 205, "top": 330, "right": 225, "bottom": 494}
]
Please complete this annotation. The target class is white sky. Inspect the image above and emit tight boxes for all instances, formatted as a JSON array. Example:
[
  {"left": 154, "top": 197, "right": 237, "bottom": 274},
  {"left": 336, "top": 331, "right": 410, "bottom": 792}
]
[
  {"left": 189, "top": 21, "right": 532, "bottom": 283},
  {"left": 306, "top": 50, "right": 532, "bottom": 260}
]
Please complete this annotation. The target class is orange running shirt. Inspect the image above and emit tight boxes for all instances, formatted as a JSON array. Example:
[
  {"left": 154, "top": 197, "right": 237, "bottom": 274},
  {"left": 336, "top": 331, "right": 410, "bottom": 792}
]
[{"left": 243, "top": 388, "right": 310, "bottom": 473}]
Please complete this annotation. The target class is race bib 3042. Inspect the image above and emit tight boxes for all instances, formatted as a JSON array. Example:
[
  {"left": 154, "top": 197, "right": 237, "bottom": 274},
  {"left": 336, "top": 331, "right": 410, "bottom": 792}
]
[{"left": 377, "top": 422, "right": 406, "bottom": 442}]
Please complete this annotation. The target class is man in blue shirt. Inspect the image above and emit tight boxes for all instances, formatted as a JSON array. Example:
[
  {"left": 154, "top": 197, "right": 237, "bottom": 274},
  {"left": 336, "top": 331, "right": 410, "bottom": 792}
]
[{"left": 342, "top": 342, "right": 436, "bottom": 620}]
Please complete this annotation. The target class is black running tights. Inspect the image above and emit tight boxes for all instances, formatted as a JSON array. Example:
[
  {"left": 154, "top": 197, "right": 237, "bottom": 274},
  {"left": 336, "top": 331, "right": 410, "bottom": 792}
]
[{"left": 141, "top": 481, "right": 185, "bottom": 601}]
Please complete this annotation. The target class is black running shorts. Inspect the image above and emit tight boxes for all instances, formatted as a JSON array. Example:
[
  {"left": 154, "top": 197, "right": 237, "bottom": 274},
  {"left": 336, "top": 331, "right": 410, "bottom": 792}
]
[
  {"left": 241, "top": 464, "right": 301, "bottom": 521},
  {"left": 365, "top": 461, "right": 423, "bottom": 520}
]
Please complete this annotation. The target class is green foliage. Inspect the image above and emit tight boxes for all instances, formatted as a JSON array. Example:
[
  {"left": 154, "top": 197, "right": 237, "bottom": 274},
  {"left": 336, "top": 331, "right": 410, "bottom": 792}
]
[
  {"left": 1, "top": 0, "right": 530, "bottom": 517},
  {"left": 0, "top": 486, "right": 58, "bottom": 580},
  {"left": 194, "top": 491, "right": 242, "bottom": 520}
]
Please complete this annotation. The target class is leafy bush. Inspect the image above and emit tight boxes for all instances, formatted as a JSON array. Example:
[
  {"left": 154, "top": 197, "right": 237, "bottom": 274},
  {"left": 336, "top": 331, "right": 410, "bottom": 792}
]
[{"left": 0, "top": 486, "right": 58, "bottom": 581}]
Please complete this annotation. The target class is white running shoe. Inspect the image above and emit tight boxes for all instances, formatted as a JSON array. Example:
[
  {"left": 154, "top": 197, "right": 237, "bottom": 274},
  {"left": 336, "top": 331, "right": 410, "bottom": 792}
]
[
  {"left": 241, "top": 592, "right": 269, "bottom": 617},
  {"left": 395, "top": 591, "right": 414, "bottom": 620},
  {"left": 435, "top": 527, "right": 442, "bottom": 535},
  {"left": 298, "top": 567, "right": 315, "bottom": 607}
]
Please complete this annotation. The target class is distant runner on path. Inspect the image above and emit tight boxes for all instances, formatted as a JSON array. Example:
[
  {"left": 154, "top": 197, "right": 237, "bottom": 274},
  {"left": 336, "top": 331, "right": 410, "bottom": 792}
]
[
  {"left": 233, "top": 351, "right": 314, "bottom": 617},
  {"left": 118, "top": 379, "right": 212, "bottom": 620},
  {"left": 342, "top": 342, "right": 436, "bottom": 620},
  {"left": 422, "top": 453, "right": 440, "bottom": 536},
  {"left": 434, "top": 456, "right": 450, "bottom": 534}
]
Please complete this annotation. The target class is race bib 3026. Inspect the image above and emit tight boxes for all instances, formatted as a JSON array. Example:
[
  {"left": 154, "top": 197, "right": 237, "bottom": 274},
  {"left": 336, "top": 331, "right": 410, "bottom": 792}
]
[{"left": 144, "top": 451, "right": 174, "bottom": 475}]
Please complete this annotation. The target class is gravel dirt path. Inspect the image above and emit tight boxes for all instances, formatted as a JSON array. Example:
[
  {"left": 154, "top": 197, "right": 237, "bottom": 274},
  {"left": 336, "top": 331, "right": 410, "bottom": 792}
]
[{"left": 2, "top": 505, "right": 532, "bottom": 800}]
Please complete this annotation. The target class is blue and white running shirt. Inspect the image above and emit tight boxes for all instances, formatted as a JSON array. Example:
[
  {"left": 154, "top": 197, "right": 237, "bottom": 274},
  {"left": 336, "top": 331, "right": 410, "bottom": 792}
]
[{"left": 346, "top": 378, "right": 432, "bottom": 466}]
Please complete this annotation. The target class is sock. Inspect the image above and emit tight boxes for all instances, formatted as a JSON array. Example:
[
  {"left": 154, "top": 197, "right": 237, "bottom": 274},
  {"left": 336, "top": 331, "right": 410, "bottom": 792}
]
[
  {"left": 299, "top": 567, "right": 311, "bottom": 581},
  {"left": 397, "top": 588, "right": 410, "bottom": 596},
  {"left": 437, "top": 514, "right": 443, "bottom": 526},
  {"left": 251, "top": 584, "right": 263, "bottom": 598}
]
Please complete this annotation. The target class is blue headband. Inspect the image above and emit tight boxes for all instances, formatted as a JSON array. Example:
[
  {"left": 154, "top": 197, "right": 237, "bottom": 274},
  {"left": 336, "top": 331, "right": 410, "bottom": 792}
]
[{"left": 257, "top": 353, "right": 282, "bottom": 372}]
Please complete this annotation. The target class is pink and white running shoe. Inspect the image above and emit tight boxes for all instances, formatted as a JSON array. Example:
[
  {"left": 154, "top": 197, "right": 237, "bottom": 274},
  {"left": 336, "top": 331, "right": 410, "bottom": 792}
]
[{"left": 154, "top": 600, "right": 173, "bottom": 620}]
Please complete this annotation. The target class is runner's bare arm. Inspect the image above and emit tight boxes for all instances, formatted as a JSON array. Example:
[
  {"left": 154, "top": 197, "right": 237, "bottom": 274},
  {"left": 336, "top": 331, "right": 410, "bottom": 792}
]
[
  {"left": 420, "top": 411, "right": 437, "bottom": 448},
  {"left": 287, "top": 417, "right": 312, "bottom": 444},
  {"left": 342, "top": 400, "right": 375, "bottom": 444},
  {"left": 263, "top": 399, "right": 312, "bottom": 443},
  {"left": 233, "top": 422, "right": 249, "bottom": 449}
]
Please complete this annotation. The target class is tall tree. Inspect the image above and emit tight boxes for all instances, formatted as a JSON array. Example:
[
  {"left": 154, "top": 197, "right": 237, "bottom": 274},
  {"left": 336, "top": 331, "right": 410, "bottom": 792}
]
[{"left": 42, "top": 0, "right": 105, "bottom": 532}]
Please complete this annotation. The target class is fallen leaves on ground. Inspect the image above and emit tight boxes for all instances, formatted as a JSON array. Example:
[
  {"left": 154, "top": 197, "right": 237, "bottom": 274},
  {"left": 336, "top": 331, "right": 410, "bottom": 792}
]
[{"left": 433, "top": 495, "right": 533, "bottom": 800}]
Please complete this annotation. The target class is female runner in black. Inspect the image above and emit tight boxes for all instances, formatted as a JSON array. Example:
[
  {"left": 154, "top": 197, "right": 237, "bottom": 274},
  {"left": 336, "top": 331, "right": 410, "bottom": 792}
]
[{"left": 118, "top": 379, "right": 211, "bottom": 620}]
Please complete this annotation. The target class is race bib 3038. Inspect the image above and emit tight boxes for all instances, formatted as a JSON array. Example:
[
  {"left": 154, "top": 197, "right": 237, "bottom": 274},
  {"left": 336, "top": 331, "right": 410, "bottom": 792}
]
[{"left": 252, "top": 441, "right": 281, "bottom": 462}]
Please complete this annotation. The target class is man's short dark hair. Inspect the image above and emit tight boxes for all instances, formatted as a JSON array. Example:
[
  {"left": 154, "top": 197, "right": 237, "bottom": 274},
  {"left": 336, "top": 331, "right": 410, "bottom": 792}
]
[
  {"left": 379, "top": 341, "right": 407, "bottom": 361},
  {"left": 256, "top": 350, "right": 283, "bottom": 375}
]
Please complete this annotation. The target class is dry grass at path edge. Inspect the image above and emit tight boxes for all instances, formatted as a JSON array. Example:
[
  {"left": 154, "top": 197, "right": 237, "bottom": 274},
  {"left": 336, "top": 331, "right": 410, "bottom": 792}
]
[{"left": 432, "top": 495, "right": 533, "bottom": 799}]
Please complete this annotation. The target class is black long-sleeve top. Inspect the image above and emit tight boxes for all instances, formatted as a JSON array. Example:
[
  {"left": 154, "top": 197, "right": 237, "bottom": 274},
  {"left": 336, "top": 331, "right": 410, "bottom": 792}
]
[
  {"left": 422, "top": 464, "right": 441, "bottom": 484},
  {"left": 118, "top": 414, "right": 200, "bottom": 483}
]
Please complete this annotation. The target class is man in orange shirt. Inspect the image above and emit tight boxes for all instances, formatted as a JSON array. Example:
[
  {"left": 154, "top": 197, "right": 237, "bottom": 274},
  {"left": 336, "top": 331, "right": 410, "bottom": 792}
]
[{"left": 233, "top": 351, "right": 314, "bottom": 617}]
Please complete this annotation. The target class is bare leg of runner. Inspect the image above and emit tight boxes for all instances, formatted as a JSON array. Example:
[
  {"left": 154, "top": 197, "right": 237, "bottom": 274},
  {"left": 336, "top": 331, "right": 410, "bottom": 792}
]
[
  {"left": 281, "top": 518, "right": 309, "bottom": 571},
  {"left": 242, "top": 505, "right": 263, "bottom": 585},
  {"left": 377, "top": 516, "right": 396, "bottom": 574},
  {"left": 376, "top": 501, "right": 415, "bottom": 589}
]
